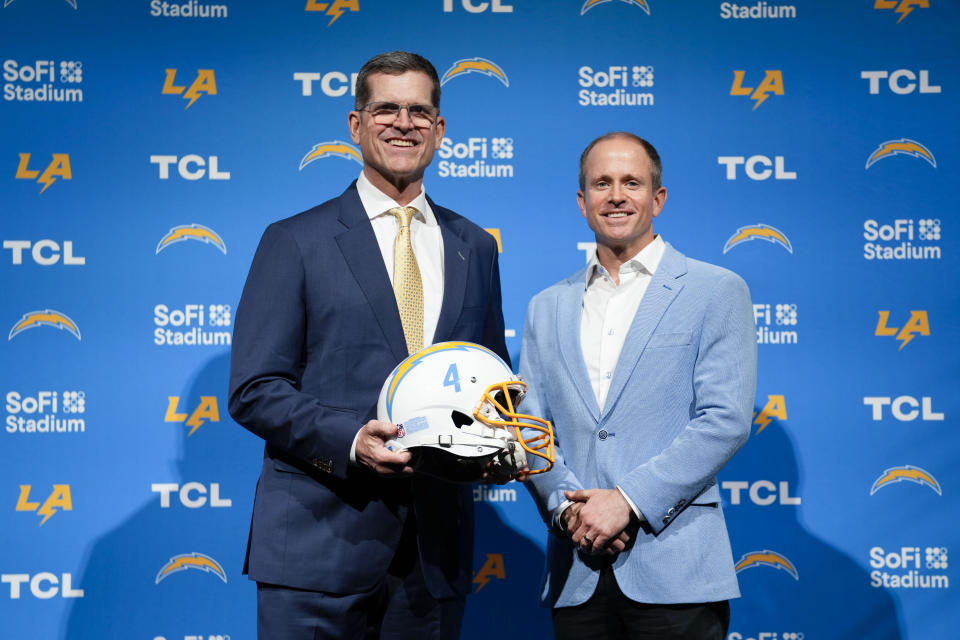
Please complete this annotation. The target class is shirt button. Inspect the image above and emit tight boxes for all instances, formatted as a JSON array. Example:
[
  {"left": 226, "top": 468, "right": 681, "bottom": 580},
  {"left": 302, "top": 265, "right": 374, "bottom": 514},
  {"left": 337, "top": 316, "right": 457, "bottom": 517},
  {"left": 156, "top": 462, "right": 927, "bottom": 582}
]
[
  {"left": 605, "top": 372, "right": 612, "bottom": 379},
  {"left": 608, "top": 329, "right": 615, "bottom": 336},
  {"left": 598, "top": 430, "right": 608, "bottom": 441}
]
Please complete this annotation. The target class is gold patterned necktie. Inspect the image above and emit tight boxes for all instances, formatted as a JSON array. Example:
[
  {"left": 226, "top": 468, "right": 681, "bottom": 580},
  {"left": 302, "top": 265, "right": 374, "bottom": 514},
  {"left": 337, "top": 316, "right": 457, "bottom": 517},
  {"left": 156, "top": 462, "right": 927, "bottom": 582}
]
[{"left": 387, "top": 206, "right": 424, "bottom": 354}]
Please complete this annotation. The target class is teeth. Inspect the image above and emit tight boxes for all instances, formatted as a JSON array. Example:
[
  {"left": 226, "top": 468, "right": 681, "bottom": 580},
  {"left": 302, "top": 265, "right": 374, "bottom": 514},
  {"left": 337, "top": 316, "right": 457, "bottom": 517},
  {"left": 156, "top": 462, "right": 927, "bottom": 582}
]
[
  {"left": 606, "top": 212, "right": 629, "bottom": 218},
  {"left": 389, "top": 140, "right": 414, "bottom": 147}
]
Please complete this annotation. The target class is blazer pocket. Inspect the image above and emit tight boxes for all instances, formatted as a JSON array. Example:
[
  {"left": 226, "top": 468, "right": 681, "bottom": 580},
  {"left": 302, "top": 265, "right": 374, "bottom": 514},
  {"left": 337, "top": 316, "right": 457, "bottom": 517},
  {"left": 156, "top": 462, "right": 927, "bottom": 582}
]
[{"left": 646, "top": 331, "right": 693, "bottom": 348}]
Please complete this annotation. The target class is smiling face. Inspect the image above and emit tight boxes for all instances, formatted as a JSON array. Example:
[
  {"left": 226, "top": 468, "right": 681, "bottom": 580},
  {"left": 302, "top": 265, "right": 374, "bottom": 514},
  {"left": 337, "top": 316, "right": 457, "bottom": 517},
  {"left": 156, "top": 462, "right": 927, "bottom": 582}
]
[
  {"left": 578, "top": 135, "right": 667, "bottom": 260},
  {"left": 348, "top": 71, "right": 445, "bottom": 203}
]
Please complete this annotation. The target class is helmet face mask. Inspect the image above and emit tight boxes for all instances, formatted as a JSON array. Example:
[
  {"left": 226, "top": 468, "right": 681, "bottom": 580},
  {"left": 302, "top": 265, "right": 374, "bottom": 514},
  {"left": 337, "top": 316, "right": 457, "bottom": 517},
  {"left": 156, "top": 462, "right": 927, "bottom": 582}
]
[{"left": 377, "top": 342, "right": 554, "bottom": 483}]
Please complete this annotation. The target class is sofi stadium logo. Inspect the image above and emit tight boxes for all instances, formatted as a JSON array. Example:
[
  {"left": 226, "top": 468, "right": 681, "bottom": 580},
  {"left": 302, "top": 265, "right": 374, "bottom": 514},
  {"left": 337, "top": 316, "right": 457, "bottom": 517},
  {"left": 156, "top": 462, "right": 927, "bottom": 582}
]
[
  {"left": 3, "top": 59, "right": 83, "bottom": 103},
  {"left": 720, "top": 2, "right": 797, "bottom": 19},
  {"left": 472, "top": 553, "right": 506, "bottom": 593},
  {"left": 473, "top": 485, "right": 517, "bottom": 502},
  {"left": 735, "top": 550, "right": 799, "bottom": 580},
  {"left": 15, "top": 484, "right": 72, "bottom": 525},
  {"left": 729, "top": 632, "right": 805, "bottom": 640},
  {"left": 8, "top": 310, "right": 81, "bottom": 341},
  {"left": 437, "top": 136, "right": 514, "bottom": 178},
  {"left": 155, "top": 552, "right": 227, "bottom": 584},
  {"left": 578, "top": 64, "right": 654, "bottom": 107},
  {"left": 156, "top": 224, "right": 226, "bottom": 255},
  {"left": 153, "top": 304, "right": 231, "bottom": 347},
  {"left": 300, "top": 140, "right": 362, "bottom": 170},
  {"left": 730, "top": 70, "right": 783, "bottom": 109},
  {"left": 863, "top": 218, "right": 940, "bottom": 261},
  {"left": 150, "top": 1, "right": 228, "bottom": 18},
  {"left": 6, "top": 390, "right": 85, "bottom": 435},
  {"left": 874, "top": 0, "right": 928, "bottom": 23},
  {"left": 869, "top": 546, "right": 948, "bottom": 589},
  {"left": 753, "top": 303, "right": 797, "bottom": 345}
]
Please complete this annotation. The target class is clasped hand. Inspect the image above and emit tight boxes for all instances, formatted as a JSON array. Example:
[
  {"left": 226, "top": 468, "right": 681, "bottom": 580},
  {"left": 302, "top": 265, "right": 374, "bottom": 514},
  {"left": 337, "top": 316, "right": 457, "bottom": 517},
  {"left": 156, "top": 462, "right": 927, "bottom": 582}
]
[{"left": 562, "top": 488, "right": 633, "bottom": 556}]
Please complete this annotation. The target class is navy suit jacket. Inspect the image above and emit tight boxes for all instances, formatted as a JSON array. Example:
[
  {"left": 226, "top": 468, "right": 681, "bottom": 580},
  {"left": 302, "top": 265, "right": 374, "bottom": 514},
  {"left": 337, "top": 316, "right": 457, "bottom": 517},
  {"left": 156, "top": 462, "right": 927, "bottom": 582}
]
[{"left": 228, "top": 182, "right": 508, "bottom": 598}]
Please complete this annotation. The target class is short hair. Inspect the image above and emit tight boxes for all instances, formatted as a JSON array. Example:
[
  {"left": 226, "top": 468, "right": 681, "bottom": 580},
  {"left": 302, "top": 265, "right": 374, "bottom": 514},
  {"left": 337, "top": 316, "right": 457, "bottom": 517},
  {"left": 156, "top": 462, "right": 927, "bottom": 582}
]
[
  {"left": 354, "top": 51, "right": 442, "bottom": 110},
  {"left": 578, "top": 132, "right": 662, "bottom": 191}
]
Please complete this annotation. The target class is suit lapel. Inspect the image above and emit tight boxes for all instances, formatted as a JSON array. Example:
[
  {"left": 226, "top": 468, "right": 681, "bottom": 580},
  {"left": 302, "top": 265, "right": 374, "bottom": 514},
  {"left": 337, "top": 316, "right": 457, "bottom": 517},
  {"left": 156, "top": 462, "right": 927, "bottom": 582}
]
[
  {"left": 557, "top": 273, "right": 600, "bottom": 421},
  {"left": 601, "top": 244, "right": 687, "bottom": 420},
  {"left": 333, "top": 183, "right": 409, "bottom": 362},
  {"left": 432, "top": 201, "right": 470, "bottom": 343}
]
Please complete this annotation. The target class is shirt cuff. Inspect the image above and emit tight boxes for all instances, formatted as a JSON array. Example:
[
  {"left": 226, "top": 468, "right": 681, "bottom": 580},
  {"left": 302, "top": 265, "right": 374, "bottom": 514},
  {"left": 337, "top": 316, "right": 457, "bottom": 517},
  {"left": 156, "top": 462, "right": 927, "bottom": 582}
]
[
  {"left": 553, "top": 499, "right": 577, "bottom": 531},
  {"left": 349, "top": 429, "right": 360, "bottom": 465},
  {"left": 616, "top": 485, "right": 647, "bottom": 523}
]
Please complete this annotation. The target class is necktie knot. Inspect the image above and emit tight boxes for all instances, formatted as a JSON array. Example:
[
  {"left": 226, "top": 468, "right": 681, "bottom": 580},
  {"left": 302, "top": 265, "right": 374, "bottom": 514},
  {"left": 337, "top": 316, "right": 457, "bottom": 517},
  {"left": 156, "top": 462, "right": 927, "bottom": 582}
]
[{"left": 388, "top": 206, "right": 418, "bottom": 229}]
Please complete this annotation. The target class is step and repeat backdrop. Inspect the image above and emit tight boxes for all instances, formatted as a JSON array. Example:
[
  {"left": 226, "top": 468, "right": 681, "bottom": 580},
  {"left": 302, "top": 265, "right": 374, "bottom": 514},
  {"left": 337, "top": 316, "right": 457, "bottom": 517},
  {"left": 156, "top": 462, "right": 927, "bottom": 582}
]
[{"left": 2, "top": 1, "right": 957, "bottom": 639}]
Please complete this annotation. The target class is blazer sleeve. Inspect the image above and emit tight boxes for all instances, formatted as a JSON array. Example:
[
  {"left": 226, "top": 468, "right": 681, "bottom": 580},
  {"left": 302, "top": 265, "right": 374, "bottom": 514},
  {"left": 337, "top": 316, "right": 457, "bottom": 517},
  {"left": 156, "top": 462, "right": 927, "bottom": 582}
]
[
  {"left": 616, "top": 271, "right": 757, "bottom": 534},
  {"left": 519, "top": 294, "right": 585, "bottom": 529},
  {"left": 228, "top": 222, "right": 360, "bottom": 479}
]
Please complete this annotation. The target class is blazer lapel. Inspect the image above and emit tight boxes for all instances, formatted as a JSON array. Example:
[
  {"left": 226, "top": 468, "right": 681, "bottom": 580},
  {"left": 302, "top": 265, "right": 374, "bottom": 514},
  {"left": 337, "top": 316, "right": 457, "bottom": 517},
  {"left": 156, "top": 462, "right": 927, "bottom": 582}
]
[
  {"left": 333, "top": 183, "right": 409, "bottom": 362},
  {"left": 557, "top": 273, "right": 600, "bottom": 421},
  {"left": 601, "top": 243, "right": 687, "bottom": 420},
  {"left": 432, "top": 202, "right": 470, "bottom": 343}
]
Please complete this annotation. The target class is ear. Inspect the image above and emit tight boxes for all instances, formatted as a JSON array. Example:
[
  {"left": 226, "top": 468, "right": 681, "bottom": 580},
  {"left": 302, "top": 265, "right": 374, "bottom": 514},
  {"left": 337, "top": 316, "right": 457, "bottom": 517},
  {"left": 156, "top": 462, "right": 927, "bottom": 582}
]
[
  {"left": 577, "top": 189, "right": 587, "bottom": 218},
  {"left": 652, "top": 186, "right": 667, "bottom": 218},
  {"left": 433, "top": 115, "right": 446, "bottom": 149},
  {"left": 348, "top": 110, "right": 361, "bottom": 145}
]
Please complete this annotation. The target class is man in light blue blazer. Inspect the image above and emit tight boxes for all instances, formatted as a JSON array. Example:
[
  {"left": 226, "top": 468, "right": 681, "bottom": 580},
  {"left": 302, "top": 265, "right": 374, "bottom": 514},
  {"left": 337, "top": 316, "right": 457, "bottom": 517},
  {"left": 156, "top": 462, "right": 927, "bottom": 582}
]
[{"left": 520, "top": 132, "right": 757, "bottom": 639}]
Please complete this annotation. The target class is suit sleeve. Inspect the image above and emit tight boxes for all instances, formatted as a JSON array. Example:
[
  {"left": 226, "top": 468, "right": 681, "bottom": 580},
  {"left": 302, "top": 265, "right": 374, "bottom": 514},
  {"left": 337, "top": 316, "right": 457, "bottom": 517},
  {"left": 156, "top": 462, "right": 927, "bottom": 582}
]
[
  {"left": 481, "top": 235, "right": 510, "bottom": 366},
  {"left": 228, "top": 222, "right": 359, "bottom": 479},
  {"left": 519, "top": 295, "right": 585, "bottom": 529},
  {"left": 617, "top": 272, "right": 757, "bottom": 534}
]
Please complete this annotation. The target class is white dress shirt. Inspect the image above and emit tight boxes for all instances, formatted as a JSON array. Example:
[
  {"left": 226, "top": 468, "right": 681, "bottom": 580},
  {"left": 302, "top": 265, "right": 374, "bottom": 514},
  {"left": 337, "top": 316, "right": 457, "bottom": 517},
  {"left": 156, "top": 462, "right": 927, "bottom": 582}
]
[
  {"left": 355, "top": 171, "right": 445, "bottom": 346},
  {"left": 554, "top": 235, "right": 666, "bottom": 530},
  {"left": 351, "top": 173, "right": 446, "bottom": 463}
]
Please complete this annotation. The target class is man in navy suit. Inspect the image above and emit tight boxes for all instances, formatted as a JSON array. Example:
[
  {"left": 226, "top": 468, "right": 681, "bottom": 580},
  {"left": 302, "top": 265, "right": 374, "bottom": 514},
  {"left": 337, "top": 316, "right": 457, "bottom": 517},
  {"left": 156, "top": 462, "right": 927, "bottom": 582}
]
[
  {"left": 228, "top": 51, "right": 508, "bottom": 640},
  {"left": 519, "top": 133, "right": 757, "bottom": 639}
]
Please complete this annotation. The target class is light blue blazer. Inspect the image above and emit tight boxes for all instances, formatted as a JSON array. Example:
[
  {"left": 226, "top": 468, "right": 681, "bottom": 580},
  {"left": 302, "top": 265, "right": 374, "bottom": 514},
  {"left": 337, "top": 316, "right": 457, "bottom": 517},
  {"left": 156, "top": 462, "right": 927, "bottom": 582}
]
[{"left": 520, "top": 242, "right": 757, "bottom": 607}]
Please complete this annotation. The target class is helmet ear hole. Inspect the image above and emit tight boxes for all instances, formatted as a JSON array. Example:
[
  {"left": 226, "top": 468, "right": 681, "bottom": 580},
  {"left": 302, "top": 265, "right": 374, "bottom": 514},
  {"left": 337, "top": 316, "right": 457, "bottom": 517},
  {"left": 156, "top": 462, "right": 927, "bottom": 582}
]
[{"left": 451, "top": 411, "right": 474, "bottom": 429}]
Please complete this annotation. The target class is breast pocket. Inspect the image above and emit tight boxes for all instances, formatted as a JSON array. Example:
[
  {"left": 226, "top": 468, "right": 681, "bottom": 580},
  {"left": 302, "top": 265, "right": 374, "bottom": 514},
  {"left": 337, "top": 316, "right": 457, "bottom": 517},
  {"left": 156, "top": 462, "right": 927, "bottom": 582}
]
[{"left": 646, "top": 331, "right": 693, "bottom": 348}]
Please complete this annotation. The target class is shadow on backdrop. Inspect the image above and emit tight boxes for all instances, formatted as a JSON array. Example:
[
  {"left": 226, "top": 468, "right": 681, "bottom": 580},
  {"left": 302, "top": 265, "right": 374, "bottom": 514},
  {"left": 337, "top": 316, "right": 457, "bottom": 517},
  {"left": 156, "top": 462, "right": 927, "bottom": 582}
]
[
  {"left": 723, "top": 410, "right": 903, "bottom": 639},
  {"left": 64, "top": 353, "right": 260, "bottom": 640}
]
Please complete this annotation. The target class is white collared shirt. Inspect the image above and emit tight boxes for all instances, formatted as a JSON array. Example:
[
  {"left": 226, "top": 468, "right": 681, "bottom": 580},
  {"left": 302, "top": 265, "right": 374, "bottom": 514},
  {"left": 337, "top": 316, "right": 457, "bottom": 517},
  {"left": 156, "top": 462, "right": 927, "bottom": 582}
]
[
  {"left": 554, "top": 236, "right": 665, "bottom": 528},
  {"left": 355, "top": 171, "right": 445, "bottom": 346},
  {"left": 581, "top": 235, "right": 665, "bottom": 410}
]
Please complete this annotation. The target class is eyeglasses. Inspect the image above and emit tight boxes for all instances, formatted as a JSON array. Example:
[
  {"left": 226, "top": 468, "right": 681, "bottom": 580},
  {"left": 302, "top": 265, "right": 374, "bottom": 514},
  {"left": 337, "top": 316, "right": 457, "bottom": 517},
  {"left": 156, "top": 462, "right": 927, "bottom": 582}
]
[{"left": 358, "top": 101, "right": 440, "bottom": 127}]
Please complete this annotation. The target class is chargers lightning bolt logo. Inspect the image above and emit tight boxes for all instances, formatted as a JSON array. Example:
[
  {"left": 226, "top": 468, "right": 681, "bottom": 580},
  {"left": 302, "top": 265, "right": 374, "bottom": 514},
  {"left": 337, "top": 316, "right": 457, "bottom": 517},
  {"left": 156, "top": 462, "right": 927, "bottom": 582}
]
[
  {"left": 440, "top": 58, "right": 510, "bottom": 88},
  {"left": 875, "top": 0, "right": 929, "bottom": 23},
  {"left": 723, "top": 224, "right": 793, "bottom": 254},
  {"left": 865, "top": 139, "right": 937, "bottom": 169},
  {"left": 580, "top": 0, "right": 649, "bottom": 15},
  {"left": 735, "top": 550, "right": 799, "bottom": 580},
  {"left": 870, "top": 465, "right": 942, "bottom": 496},
  {"left": 300, "top": 140, "right": 363, "bottom": 170},
  {"left": 473, "top": 553, "right": 506, "bottom": 593},
  {"left": 155, "top": 552, "right": 227, "bottom": 584},
  {"left": 4, "top": 0, "right": 77, "bottom": 6},
  {"left": 156, "top": 224, "right": 227, "bottom": 255},
  {"left": 9, "top": 310, "right": 81, "bottom": 341}
]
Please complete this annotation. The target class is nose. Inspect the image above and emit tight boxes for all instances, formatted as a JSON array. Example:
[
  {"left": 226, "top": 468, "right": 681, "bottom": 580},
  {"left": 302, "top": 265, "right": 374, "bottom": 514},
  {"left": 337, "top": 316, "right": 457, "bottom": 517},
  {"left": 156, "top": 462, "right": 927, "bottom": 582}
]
[
  {"left": 392, "top": 105, "right": 415, "bottom": 130},
  {"left": 608, "top": 183, "right": 626, "bottom": 204}
]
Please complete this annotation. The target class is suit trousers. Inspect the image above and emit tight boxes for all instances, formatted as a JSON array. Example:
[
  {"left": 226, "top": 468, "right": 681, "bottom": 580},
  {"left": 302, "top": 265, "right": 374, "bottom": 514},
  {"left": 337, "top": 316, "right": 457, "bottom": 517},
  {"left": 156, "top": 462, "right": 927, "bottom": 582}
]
[
  {"left": 256, "top": 513, "right": 466, "bottom": 640},
  {"left": 552, "top": 565, "right": 730, "bottom": 640}
]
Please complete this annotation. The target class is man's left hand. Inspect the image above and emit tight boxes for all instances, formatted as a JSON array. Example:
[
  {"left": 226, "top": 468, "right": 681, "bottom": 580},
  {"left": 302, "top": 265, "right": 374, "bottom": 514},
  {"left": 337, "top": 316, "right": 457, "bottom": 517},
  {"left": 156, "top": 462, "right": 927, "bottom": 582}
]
[{"left": 564, "top": 488, "right": 632, "bottom": 554}]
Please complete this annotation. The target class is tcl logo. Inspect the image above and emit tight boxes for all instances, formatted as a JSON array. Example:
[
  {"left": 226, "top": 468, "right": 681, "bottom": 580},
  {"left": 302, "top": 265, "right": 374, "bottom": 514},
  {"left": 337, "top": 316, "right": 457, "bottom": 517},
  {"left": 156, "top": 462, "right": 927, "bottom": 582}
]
[{"left": 2, "top": 573, "right": 84, "bottom": 599}]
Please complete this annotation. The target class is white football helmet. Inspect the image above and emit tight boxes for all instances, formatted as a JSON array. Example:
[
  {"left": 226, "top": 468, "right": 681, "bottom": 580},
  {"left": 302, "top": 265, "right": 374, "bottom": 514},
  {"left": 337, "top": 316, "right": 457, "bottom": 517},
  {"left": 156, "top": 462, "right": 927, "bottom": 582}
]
[{"left": 377, "top": 341, "right": 554, "bottom": 483}]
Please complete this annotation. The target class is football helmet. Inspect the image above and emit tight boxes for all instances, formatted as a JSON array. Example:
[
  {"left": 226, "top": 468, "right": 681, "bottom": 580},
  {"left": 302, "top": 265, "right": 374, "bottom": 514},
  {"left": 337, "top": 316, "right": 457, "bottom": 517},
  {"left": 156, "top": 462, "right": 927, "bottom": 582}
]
[{"left": 377, "top": 341, "right": 554, "bottom": 483}]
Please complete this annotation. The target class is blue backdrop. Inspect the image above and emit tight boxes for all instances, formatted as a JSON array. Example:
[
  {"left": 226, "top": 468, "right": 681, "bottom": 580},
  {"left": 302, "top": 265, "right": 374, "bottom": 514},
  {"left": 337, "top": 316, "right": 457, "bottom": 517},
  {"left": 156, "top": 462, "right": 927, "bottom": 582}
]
[{"left": 3, "top": 1, "right": 957, "bottom": 639}]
